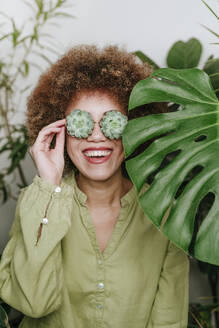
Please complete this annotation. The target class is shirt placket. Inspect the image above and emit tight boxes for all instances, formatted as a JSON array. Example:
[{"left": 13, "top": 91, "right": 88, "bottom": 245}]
[
  {"left": 76, "top": 181, "right": 135, "bottom": 328},
  {"left": 95, "top": 255, "right": 105, "bottom": 327},
  {"left": 80, "top": 206, "right": 106, "bottom": 327}
]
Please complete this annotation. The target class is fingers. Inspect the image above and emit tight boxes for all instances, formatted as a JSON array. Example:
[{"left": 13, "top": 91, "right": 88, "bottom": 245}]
[
  {"left": 40, "top": 127, "right": 62, "bottom": 141},
  {"left": 38, "top": 119, "right": 66, "bottom": 143},
  {"left": 30, "top": 119, "right": 66, "bottom": 154},
  {"left": 41, "top": 119, "right": 66, "bottom": 132},
  {"left": 55, "top": 126, "right": 65, "bottom": 151}
]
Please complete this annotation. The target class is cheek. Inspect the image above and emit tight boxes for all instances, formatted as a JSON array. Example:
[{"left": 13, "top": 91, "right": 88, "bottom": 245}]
[
  {"left": 66, "top": 137, "right": 79, "bottom": 160},
  {"left": 114, "top": 140, "right": 125, "bottom": 158},
  {"left": 66, "top": 137, "right": 72, "bottom": 155}
]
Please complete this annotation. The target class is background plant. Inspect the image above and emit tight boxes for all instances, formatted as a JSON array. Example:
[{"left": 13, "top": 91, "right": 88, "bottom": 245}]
[
  {"left": 0, "top": 0, "right": 74, "bottom": 204},
  {"left": 130, "top": 3, "right": 218, "bottom": 327},
  {"left": 131, "top": 2, "right": 218, "bottom": 326},
  {"left": 0, "top": 0, "right": 74, "bottom": 326}
]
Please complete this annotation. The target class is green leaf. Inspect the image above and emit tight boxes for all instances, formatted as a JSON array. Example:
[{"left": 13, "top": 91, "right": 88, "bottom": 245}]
[
  {"left": 0, "top": 33, "right": 12, "bottom": 42},
  {"left": 201, "top": 24, "right": 219, "bottom": 38},
  {"left": 20, "top": 84, "right": 32, "bottom": 93},
  {"left": 34, "top": 0, "right": 44, "bottom": 14},
  {"left": 43, "top": 11, "right": 48, "bottom": 22},
  {"left": 0, "top": 305, "right": 10, "bottom": 328},
  {"left": 10, "top": 18, "right": 21, "bottom": 48},
  {"left": 23, "top": 0, "right": 35, "bottom": 12},
  {"left": 204, "top": 57, "right": 219, "bottom": 97},
  {"left": 0, "top": 183, "right": 8, "bottom": 204},
  {"left": 31, "top": 26, "right": 39, "bottom": 43},
  {"left": 23, "top": 60, "right": 29, "bottom": 76},
  {"left": 32, "top": 51, "right": 53, "bottom": 65},
  {"left": 133, "top": 51, "right": 160, "bottom": 69},
  {"left": 123, "top": 68, "right": 219, "bottom": 264},
  {"left": 28, "top": 61, "right": 44, "bottom": 72},
  {"left": 9, "top": 141, "right": 25, "bottom": 158},
  {"left": 0, "top": 142, "right": 11, "bottom": 154},
  {"left": 52, "top": 12, "right": 75, "bottom": 19},
  {"left": 55, "top": 0, "right": 67, "bottom": 8},
  {"left": 0, "top": 303, "right": 11, "bottom": 317},
  {"left": 167, "top": 38, "right": 203, "bottom": 69},
  {"left": 7, "top": 156, "right": 21, "bottom": 174},
  {"left": 17, "top": 67, "right": 25, "bottom": 77},
  {"left": 38, "top": 42, "right": 60, "bottom": 56},
  {"left": 201, "top": 0, "right": 219, "bottom": 20}
]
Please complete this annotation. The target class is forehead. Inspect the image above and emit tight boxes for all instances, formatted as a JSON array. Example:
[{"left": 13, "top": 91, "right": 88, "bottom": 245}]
[{"left": 66, "top": 91, "right": 126, "bottom": 119}]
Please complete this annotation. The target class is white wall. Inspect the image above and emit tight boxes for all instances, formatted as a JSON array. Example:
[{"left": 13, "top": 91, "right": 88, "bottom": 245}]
[
  {"left": 1, "top": 0, "right": 218, "bottom": 66},
  {"left": 0, "top": 0, "right": 219, "bottom": 309}
]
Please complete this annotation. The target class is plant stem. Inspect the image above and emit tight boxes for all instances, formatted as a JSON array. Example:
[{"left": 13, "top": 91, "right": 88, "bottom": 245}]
[
  {"left": 208, "top": 273, "right": 219, "bottom": 327},
  {"left": 0, "top": 95, "right": 27, "bottom": 187},
  {"left": 17, "top": 163, "right": 27, "bottom": 186},
  {"left": 189, "top": 309, "right": 203, "bottom": 328}
]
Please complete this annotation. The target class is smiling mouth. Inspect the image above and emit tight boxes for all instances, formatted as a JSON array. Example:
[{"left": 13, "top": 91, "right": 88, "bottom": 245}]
[
  {"left": 82, "top": 149, "right": 113, "bottom": 164},
  {"left": 83, "top": 150, "right": 112, "bottom": 157}
]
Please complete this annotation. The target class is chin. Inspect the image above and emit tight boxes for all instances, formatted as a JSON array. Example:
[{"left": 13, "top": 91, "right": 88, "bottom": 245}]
[
  {"left": 81, "top": 171, "right": 115, "bottom": 182},
  {"left": 77, "top": 165, "right": 122, "bottom": 182}
]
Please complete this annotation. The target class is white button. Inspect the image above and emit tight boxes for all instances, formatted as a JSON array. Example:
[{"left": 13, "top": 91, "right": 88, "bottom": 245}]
[
  {"left": 97, "top": 304, "right": 102, "bottom": 309},
  {"left": 42, "top": 218, "right": 48, "bottom": 225},
  {"left": 98, "top": 260, "right": 102, "bottom": 264},
  {"left": 98, "top": 282, "right": 104, "bottom": 289},
  {"left": 55, "top": 186, "right": 61, "bottom": 193}
]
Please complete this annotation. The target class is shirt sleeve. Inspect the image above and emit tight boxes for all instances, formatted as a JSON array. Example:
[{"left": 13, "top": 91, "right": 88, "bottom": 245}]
[
  {"left": 147, "top": 241, "right": 190, "bottom": 328},
  {"left": 0, "top": 175, "right": 73, "bottom": 318}
]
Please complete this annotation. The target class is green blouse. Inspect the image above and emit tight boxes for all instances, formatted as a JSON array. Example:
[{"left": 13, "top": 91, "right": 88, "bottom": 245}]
[{"left": 0, "top": 171, "right": 189, "bottom": 328}]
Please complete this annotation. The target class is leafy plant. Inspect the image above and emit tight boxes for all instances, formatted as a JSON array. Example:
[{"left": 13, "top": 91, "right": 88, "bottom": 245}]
[
  {"left": 134, "top": 38, "right": 218, "bottom": 98},
  {"left": 188, "top": 301, "right": 219, "bottom": 327},
  {"left": 167, "top": 38, "right": 203, "bottom": 69},
  {"left": 200, "top": 0, "right": 219, "bottom": 44},
  {"left": 0, "top": 304, "right": 10, "bottom": 328},
  {"left": 0, "top": 0, "right": 75, "bottom": 325},
  {"left": 0, "top": 0, "right": 74, "bottom": 204},
  {"left": 128, "top": 3, "right": 219, "bottom": 327},
  {"left": 123, "top": 67, "right": 219, "bottom": 264}
]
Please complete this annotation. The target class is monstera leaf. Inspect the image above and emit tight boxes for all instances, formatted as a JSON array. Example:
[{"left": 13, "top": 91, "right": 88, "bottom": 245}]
[{"left": 123, "top": 68, "right": 219, "bottom": 265}]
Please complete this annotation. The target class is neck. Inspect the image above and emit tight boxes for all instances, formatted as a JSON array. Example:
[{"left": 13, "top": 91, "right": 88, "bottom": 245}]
[{"left": 76, "top": 170, "right": 132, "bottom": 208}]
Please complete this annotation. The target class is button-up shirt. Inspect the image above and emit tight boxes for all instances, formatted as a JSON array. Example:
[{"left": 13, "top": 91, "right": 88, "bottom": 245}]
[{"left": 0, "top": 171, "right": 189, "bottom": 327}]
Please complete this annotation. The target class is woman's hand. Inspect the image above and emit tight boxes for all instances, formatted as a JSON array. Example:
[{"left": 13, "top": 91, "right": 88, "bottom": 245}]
[{"left": 29, "top": 119, "right": 66, "bottom": 186}]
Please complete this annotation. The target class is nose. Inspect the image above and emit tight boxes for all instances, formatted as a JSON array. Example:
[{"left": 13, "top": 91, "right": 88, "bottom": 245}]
[{"left": 87, "top": 122, "right": 107, "bottom": 142}]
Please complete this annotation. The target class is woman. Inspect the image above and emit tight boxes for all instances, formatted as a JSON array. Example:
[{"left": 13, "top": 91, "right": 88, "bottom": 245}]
[{"left": 0, "top": 45, "right": 189, "bottom": 327}]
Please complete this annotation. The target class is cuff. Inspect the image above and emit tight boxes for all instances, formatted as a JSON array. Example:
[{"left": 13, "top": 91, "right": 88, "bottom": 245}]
[{"left": 33, "top": 175, "right": 73, "bottom": 199}]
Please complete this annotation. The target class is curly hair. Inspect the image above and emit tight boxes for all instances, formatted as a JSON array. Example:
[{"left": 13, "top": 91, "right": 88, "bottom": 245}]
[{"left": 26, "top": 44, "right": 167, "bottom": 176}]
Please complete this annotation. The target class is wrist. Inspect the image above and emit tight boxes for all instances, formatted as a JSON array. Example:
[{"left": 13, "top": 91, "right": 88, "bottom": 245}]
[{"left": 38, "top": 175, "right": 62, "bottom": 186}]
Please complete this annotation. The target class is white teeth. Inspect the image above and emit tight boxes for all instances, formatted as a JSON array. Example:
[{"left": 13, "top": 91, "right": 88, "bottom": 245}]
[{"left": 84, "top": 150, "right": 111, "bottom": 157}]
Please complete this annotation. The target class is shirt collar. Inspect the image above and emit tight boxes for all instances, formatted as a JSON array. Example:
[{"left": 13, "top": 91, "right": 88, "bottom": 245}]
[{"left": 63, "top": 170, "right": 137, "bottom": 207}]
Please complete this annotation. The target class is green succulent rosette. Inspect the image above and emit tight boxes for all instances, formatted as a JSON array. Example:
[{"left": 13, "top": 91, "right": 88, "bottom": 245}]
[
  {"left": 66, "top": 109, "right": 94, "bottom": 138},
  {"left": 100, "top": 110, "right": 128, "bottom": 139}
]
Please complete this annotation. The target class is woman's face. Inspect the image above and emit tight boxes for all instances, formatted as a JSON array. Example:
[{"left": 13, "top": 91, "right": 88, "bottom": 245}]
[{"left": 65, "top": 91, "right": 126, "bottom": 182}]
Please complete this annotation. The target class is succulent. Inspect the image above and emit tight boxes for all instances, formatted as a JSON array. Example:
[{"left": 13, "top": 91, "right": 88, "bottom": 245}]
[
  {"left": 66, "top": 109, "right": 94, "bottom": 138},
  {"left": 66, "top": 109, "right": 128, "bottom": 139},
  {"left": 100, "top": 110, "right": 128, "bottom": 139}
]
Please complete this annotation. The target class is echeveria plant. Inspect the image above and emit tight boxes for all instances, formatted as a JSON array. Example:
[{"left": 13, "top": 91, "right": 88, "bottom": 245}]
[
  {"left": 66, "top": 110, "right": 94, "bottom": 139},
  {"left": 100, "top": 110, "right": 128, "bottom": 139},
  {"left": 66, "top": 109, "right": 128, "bottom": 139}
]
